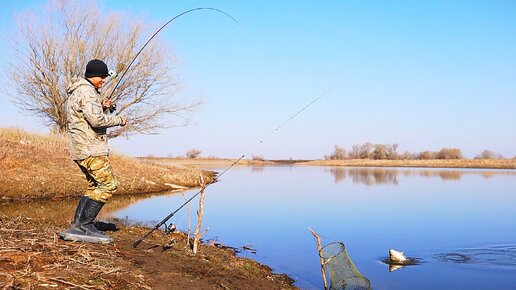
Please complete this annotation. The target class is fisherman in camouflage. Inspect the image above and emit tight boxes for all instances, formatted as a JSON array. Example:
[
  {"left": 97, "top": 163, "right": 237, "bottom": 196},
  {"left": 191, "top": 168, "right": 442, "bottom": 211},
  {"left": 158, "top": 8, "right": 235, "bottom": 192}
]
[{"left": 60, "top": 59, "right": 127, "bottom": 243}]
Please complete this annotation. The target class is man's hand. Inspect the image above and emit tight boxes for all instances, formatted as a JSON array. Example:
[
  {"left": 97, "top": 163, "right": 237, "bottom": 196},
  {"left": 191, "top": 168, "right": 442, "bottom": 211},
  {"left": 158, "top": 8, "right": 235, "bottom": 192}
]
[
  {"left": 120, "top": 116, "right": 127, "bottom": 127},
  {"left": 102, "top": 98, "right": 113, "bottom": 110}
]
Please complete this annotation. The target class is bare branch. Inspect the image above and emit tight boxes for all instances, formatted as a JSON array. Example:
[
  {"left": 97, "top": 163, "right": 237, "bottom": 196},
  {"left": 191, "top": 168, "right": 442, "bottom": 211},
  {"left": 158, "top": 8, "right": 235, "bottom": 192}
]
[{"left": 7, "top": 0, "right": 199, "bottom": 136}]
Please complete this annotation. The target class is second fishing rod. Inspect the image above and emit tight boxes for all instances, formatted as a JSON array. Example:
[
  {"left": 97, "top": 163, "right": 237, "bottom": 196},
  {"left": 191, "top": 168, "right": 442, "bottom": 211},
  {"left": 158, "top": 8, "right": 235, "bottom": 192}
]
[
  {"left": 111, "top": 7, "right": 332, "bottom": 248},
  {"left": 131, "top": 88, "right": 332, "bottom": 248}
]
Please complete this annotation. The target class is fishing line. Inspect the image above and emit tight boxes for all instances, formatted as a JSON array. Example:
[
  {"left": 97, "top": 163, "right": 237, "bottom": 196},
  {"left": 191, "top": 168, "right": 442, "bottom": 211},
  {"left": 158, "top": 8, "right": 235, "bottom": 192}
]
[
  {"left": 132, "top": 89, "right": 332, "bottom": 248},
  {"left": 107, "top": 7, "right": 241, "bottom": 101},
  {"left": 316, "top": 232, "right": 342, "bottom": 244}
]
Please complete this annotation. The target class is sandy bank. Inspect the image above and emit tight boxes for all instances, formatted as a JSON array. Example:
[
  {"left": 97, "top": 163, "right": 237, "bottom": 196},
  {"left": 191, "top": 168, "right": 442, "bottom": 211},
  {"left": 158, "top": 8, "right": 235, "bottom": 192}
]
[
  {"left": 0, "top": 128, "right": 296, "bottom": 289},
  {"left": 0, "top": 211, "right": 295, "bottom": 289},
  {"left": 0, "top": 128, "right": 215, "bottom": 201},
  {"left": 140, "top": 157, "right": 516, "bottom": 170}
]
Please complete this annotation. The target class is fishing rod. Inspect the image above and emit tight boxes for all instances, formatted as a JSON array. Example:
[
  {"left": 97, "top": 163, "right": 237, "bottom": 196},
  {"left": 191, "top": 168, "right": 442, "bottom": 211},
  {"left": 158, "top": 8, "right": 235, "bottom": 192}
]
[
  {"left": 106, "top": 7, "right": 241, "bottom": 110},
  {"left": 131, "top": 88, "right": 332, "bottom": 248}
]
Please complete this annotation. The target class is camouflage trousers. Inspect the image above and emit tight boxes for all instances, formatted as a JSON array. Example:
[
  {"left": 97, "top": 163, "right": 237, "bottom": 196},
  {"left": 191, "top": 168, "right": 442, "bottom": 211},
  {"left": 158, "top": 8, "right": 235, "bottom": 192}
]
[{"left": 76, "top": 156, "right": 118, "bottom": 203}]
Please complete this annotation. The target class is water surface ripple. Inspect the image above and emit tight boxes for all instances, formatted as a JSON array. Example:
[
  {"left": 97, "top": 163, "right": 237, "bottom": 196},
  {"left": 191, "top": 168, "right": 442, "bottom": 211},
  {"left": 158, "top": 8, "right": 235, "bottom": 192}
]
[{"left": 108, "top": 166, "right": 516, "bottom": 289}]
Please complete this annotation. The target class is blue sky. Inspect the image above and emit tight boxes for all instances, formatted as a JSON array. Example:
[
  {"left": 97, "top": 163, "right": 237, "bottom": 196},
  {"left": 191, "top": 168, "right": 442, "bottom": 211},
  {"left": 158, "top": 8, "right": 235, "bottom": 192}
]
[{"left": 1, "top": 0, "right": 515, "bottom": 159}]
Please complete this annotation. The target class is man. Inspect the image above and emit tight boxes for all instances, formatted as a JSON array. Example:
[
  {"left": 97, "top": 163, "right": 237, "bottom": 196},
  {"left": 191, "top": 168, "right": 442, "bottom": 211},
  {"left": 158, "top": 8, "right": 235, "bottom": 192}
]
[{"left": 60, "top": 59, "right": 127, "bottom": 243}]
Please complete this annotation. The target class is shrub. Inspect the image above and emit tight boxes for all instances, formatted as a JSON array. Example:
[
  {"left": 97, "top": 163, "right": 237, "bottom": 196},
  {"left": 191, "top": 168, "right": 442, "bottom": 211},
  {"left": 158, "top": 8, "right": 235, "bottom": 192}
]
[
  {"left": 372, "top": 144, "right": 388, "bottom": 160},
  {"left": 252, "top": 155, "right": 265, "bottom": 161},
  {"left": 436, "top": 148, "right": 463, "bottom": 159},
  {"left": 399, "top": 151, "right": 417, "bottom": 160},
  {"left": 350, "top": 142, "right": 373, "bottom": 159},
  {"left": 475, "top": 150, "right": 497, "bottom": 160},
  {"left": 186, "top": 149, "right": 201, "bottom": 159},
  {"left": 325, "top": 145, "right": 347, "bottom": 160},
  {"left": 418, "top": 151, "right": 437, "bottom": 160},
  {"left": 386, "top": 143, "right": 399, "bottom": 160}
]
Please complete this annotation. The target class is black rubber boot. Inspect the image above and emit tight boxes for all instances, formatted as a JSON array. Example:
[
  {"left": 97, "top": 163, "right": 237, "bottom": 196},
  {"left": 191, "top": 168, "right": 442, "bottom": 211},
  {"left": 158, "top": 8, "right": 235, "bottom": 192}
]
[
  {"left": 71, "top": 196, "right": 89, "bottom": 227},
  {"left": 59, "top": 198, "right": 112, "bottom": 243},
  {"left": 78, "top": 199, "right": 107, "bottom": 234}
]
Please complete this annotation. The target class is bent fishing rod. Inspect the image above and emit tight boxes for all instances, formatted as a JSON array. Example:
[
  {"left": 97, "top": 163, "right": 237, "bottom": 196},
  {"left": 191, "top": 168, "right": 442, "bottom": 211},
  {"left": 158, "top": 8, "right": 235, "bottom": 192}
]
[
  {"left": 106, "top": 7, "right": 240, "bottom": 108},
  {"left": 131, "top": 88, "right": 332, "bottom": 248}
]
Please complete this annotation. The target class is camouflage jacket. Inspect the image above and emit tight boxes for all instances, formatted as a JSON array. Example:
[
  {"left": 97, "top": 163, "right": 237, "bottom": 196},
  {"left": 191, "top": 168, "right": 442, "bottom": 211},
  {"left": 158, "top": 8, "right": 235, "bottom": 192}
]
[{"left": 66, "top": 77, "right": 122, "bottom": 160}]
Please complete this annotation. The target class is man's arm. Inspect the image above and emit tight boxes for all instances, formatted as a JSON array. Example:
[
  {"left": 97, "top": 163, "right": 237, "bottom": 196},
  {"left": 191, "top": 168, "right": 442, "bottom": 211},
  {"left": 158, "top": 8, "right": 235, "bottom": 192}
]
[{"left": 81, "top": 88, "right": 123, "bottom": 128}]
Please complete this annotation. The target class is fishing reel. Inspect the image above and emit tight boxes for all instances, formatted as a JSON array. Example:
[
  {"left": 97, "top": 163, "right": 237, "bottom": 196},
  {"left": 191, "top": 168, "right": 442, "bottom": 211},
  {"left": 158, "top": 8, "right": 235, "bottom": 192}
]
[
  {"left": 163, "top": 222, "right": 177, "bottom": 236},
  {"left": 108, "top": 70, "right": 118, "bottom": 79},
  {"left": 108, "top": 103, "right": 117, "bottom": 113},
  {"left": 106, "top": 70, "right": 118, "bottom": 112}
]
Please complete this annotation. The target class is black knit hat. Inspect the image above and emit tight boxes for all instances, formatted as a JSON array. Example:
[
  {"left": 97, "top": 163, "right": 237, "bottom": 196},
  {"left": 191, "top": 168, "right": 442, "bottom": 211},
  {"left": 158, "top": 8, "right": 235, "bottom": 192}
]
[{"left": 85, "top": 59, "right": 109, "bottom": 78}]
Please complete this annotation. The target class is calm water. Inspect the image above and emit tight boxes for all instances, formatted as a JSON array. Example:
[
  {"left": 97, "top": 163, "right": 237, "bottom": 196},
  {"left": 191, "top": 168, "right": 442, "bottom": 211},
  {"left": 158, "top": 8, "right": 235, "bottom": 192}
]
[{"left": 108, "top": 166, "right": 516, "bottom": 289}]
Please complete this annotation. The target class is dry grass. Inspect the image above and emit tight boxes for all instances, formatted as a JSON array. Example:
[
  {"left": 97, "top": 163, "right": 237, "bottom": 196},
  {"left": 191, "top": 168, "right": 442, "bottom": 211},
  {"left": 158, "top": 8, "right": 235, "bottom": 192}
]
[
  {"left": 0, "top": 213, "right": 296, "bottom": 290},
  {"left": 141, "top": 156, "right": 516, "bottom": 170},
  {"left": 0, "top": 128, "right": 297, "bottom": 289},
  {"left": 0, "top": 215, "right": 150, "bottom": 289},
  {"left": 0, "top": 196, "right": 296, "bottom": 289},
  {"left": 0, "top": 128, "right": 215, "bottom": 201},
  {"left": 302, "top": 159, "right": 516, "bottom": 169},
  {"left": 142, "top": 157, "right": 276, "bottom": 169}
]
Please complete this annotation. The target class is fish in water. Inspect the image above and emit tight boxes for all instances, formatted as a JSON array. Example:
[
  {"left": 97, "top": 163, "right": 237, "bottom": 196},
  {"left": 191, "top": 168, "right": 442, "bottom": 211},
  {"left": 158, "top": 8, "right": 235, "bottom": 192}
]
[
  {"left": 389, "top": 249, "right": 408, "bottom": 264},
  {"left": 383, "top": 249, "right": 423, "bottom": 271},
  {"left": 389, "top": 264, "right": 405, "bottom": 272}
]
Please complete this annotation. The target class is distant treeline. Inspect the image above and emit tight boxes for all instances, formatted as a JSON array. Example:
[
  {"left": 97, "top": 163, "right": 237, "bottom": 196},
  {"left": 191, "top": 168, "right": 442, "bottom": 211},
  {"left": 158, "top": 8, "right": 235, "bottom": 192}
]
[{"left": 324, "top": 143, "right": 511, "bottom": 160}]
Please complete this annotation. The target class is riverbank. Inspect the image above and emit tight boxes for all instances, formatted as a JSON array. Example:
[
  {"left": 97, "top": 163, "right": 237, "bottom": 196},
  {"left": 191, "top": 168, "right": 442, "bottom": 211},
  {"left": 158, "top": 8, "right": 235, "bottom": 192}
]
[
  {"left": 0, "top": 128, "right": 216, "bottom": 201},
  {"left": 302, "top": 158, "right": 516, "bottom": 169},
  {"left": 0, "top": 213, "right": 295, "bottom": 289},
  {"left": 140, "top": 157, "right": 516, "bottom": 169},
  {"left": 141, "top": 157, "right": 278, "bottom": 168},
  {"left": 0, "top": 128, "right": 296, "bottom": 289}
]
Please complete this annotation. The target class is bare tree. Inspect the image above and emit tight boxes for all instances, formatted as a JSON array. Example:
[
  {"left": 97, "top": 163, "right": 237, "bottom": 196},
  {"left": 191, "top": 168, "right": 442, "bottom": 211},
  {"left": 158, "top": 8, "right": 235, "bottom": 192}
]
[
  {"left": 386, "top": 143, "right": 399, "bottom": 160},
  {"left": 251, "top": 155, "right": 265, "bottom": 161},
  {"left": 348, "top": 145, "right": 360, "bottom": 159},
  {"left": 418, "top": 151, "right": 437, "bottom": 160},
  {"left": 186, "top": 149, "right": 201, "bottom": 159},
  {"left": 399, "top": 151, "right": 417, "bottom": 160},
  {"left": 8, "top": 0, "right": 199, "bottom": 136},
  {"left": 350, "top": 142, "right": 373, "bottom": 159},
  {"left": 475, "top": 150, "right": 497, "bottom": 160},
  {"left": 372, "top": 144, "right": 388, "bottom": 160},
  {"left": 436, "top": 148, "right": 463, "bottom": 159},
  {"left": 324, "top": 145, "right": 346, "bottom": 160}
]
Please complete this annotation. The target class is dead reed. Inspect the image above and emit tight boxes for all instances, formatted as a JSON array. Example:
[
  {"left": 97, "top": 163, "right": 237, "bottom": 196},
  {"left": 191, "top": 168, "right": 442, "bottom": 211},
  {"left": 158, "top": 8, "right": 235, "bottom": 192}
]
[
  {"left": 0, "top": 215, "right": 150, "bottom": 289},
  {"left": 0, "top": 128, "right": 215, "bottom": 201}
]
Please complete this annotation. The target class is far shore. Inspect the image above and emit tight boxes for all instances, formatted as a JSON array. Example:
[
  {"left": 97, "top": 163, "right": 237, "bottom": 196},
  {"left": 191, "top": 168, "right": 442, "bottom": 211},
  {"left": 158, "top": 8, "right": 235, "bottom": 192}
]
[{"left": 140, "top": 157, "right": 516, "bottom": 170}]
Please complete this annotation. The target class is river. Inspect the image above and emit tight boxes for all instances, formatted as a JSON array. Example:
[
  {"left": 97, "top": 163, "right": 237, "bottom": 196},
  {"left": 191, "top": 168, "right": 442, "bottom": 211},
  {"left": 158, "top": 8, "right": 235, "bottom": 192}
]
[{"left": 107, "top": 166, "right": 516, "bottom": 289}]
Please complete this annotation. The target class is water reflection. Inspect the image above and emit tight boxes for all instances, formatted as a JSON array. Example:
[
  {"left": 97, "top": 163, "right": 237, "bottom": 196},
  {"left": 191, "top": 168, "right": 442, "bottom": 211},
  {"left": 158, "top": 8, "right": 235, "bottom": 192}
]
[
  {"left": 3, "top": 166, "right": 516, "bottom": 289},
  {"left": 251, "top": 166, "right": 265, "bottom": 173},
  {"left": 389, "top": 264, "right": 404, "bottom": 272},
  {"left": 418, "top": 170, "right": 462, "bottom": 180},
  {"left": 326, "top": 167, "right": 516, "bottom": 185},
  {"left": 327, "top": 168, "right": 401, "bottom": 185},
  {"left": 0, "top": 192, "right": 174, "bottom": 222}
]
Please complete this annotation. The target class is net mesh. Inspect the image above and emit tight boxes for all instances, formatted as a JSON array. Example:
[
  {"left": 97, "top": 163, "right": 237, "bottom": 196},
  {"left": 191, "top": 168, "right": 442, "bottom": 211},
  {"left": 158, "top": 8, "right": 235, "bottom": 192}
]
[{"left": 320, "top": 242, "right": 371, "bottom": 290}]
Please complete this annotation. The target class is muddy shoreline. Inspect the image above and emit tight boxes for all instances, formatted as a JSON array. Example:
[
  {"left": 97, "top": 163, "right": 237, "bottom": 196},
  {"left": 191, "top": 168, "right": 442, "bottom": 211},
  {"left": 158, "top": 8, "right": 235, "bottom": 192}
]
[
  {"left": 0, "top": 129, "right": 297, "bottom": 289},
  {"left": 0, "top": 195, "right": 297, "bottom": 289}
]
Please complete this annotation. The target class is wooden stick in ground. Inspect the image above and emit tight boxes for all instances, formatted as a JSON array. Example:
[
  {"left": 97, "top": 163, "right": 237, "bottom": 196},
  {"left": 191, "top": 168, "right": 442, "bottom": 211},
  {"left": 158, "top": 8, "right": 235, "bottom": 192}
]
[
  {"left": 308, "top": 227, "right": 328, "bottom": 290},
  {"left": 193, "top": 176, "right": 206, "bottom": 254},
  {"left": 180, "top": 190, "right": 191, "bottom": 247}
]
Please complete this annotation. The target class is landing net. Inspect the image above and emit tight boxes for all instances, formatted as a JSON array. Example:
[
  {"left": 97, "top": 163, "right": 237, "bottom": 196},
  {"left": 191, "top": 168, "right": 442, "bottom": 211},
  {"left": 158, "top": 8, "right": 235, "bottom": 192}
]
[{"left": 320, "top": 242, "right": 371, "bottom": 290}]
